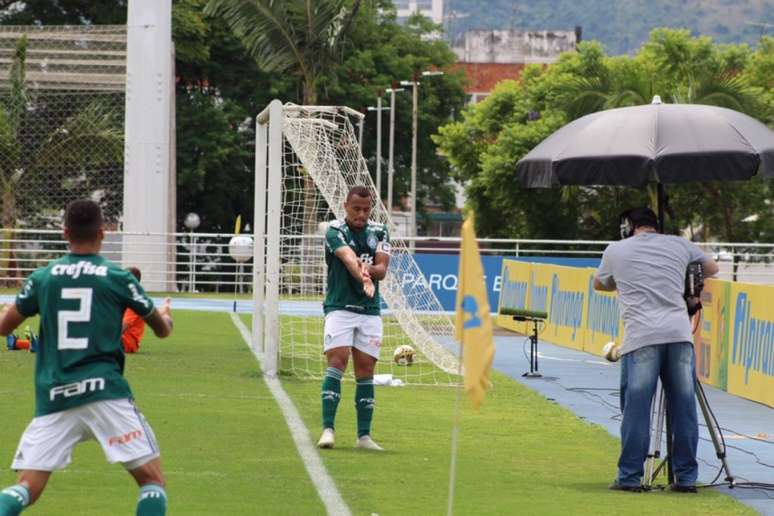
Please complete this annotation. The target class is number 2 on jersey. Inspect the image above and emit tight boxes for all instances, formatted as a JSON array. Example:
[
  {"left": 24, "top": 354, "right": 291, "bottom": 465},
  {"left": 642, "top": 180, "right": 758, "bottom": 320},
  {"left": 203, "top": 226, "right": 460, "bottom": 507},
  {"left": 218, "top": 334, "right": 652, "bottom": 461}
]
[{"left": 58, "top": 288, "right": 93, "bottom": 350}]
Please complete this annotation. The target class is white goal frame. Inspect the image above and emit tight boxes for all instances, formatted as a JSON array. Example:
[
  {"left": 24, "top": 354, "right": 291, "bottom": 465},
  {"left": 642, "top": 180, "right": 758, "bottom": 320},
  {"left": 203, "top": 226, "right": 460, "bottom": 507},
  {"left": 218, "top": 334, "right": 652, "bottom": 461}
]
[{"left": 252, "top": 100, "right": 459, "bottom": 381}]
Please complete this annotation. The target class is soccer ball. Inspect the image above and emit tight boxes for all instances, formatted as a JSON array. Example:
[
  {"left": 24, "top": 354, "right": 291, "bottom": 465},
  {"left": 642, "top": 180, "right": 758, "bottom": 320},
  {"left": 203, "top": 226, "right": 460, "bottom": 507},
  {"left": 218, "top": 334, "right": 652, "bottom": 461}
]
[
  {"left": 393, "top": 345, "right": 415, "bottom": 366},
  {"left": 603, "top": 341, "right": 622, "bottom": 362}
]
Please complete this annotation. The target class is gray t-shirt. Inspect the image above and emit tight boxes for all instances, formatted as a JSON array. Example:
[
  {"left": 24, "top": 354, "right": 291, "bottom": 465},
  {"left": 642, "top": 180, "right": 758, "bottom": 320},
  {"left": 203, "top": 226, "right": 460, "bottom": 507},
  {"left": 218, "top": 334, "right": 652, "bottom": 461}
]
[{"left": 596, "top": 232, "right": 708, "bottom": 355}]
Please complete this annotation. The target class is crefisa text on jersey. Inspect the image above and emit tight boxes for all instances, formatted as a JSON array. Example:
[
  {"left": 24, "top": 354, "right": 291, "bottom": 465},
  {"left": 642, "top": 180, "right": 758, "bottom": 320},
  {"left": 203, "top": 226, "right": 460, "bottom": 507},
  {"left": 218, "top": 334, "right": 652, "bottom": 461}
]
[{"left": 51, "top": 260, "right": 108, "bottom": 279}]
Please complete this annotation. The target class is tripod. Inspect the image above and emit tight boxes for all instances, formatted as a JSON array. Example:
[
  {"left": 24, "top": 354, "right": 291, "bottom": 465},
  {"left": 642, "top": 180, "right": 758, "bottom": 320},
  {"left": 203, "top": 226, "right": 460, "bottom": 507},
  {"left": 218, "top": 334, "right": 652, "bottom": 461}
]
[
  {"left": 643, "top": 378, "right": 735, "bottom": 489},
  {"left": 502, "top": 308, "right": 547, "bottom": 378},
  {"left": 520, "top": 317, "right": 542, "bottom": 378}
]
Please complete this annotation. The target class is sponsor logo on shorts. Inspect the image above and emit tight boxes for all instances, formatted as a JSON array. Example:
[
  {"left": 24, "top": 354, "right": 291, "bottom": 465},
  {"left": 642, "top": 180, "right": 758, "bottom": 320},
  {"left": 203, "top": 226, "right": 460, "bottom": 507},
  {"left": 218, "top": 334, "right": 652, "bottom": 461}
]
[
  {"left": 368, "top": 338, "right": 382, "bottom": 349},
  {"left": 49, "top": 377, "right": 105, "bottom": 401},
  {"left": 108, "top": 429, "right": 143, "bottom": 447}
]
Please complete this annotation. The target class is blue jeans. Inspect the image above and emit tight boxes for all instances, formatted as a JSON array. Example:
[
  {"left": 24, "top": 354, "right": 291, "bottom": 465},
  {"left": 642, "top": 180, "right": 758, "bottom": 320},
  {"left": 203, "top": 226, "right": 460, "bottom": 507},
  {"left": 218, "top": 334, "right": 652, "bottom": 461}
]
[{"left": 617, "top": 342, "right": 698, "bottom": 487}]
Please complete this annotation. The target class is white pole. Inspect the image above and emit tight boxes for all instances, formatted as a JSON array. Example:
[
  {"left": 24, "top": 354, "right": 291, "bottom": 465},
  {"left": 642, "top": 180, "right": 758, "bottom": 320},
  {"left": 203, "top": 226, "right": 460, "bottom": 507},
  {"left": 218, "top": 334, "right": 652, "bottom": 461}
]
[
  {"left": 387, "top": 89, "right": 397, "bottom": 218},
  {"left": 358, "top": 117, "right": 365, "bottom": 152},
  {"left": 123, "top": 0, "right": 173, "bottom": 291},
  {"left": 253, "top": 106, "right": 269, "bottom": 356},
  {"left": 188, "top": 231, "right": 194, "bottom": 292},
  {"left": 191, "top": 233, "right": 196, "bottom": 292},
  {"left": 264, "top": 99, "right": 284, "bottom": 377},
  {"left": 376, "top": 93, "right": 383, "bottom": 201},
  {"left": 446, "top": 347, "right": 465, "bottom": 516},
  {"left": 410, "top": 75, "right": 418, "bottom": 244}
]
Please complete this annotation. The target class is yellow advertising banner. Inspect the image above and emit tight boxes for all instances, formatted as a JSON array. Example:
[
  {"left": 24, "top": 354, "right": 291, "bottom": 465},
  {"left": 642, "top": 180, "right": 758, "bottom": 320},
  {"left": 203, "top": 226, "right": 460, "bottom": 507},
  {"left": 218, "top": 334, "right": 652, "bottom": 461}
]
[
  {"left": 496, "top": 259, "right": 774, "bottom": 408},
  {"left": 541, "top": 265, "right": 587, "bottom": 351},
  {"left": 726, "top": 282, "right": 774, "bottom": 408},
  {"left": 693, "top": 279, "right": 732, "bottom": 391},
  {"left": 583, "top": 268, "right": 623, "bottom": 356},
  {"left": 495, "top": 259, "right": 532, "bottom": 331}
]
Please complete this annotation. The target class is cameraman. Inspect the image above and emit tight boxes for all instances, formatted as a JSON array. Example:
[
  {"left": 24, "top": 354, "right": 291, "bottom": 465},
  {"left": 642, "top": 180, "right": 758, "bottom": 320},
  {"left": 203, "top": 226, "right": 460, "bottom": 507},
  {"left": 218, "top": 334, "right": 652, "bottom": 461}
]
[{"left": 593, "top": 207, "right": 719, "bottom": 493}]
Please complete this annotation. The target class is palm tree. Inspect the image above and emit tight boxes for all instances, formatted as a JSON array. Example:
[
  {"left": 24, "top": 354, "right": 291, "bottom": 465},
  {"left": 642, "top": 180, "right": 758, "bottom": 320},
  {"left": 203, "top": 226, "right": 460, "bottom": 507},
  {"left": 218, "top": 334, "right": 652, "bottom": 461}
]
[
  {"left": 204, "top": 0, "right": 363, "bottom": 105},
  {"left": 205, "top": 0, "right": 365, "bottom": 294}
]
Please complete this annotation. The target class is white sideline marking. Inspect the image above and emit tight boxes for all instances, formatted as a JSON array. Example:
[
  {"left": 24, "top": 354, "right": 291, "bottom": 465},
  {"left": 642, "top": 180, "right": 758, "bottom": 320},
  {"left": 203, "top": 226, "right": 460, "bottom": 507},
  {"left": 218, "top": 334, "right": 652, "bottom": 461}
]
[{"left": 229, "top": 312, "right": 352, "bottom": 516}]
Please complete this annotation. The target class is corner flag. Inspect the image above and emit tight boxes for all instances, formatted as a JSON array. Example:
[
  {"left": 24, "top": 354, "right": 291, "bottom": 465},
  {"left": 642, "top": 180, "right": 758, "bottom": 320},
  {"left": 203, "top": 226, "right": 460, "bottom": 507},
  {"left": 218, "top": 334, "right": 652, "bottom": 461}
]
[{"left": 455, "top": 213, "right": 495, "bottom": 410}]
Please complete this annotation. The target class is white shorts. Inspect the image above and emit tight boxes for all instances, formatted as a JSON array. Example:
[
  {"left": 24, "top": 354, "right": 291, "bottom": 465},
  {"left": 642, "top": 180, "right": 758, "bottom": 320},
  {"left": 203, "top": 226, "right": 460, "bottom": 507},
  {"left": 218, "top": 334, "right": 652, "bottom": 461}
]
[
  {"left": 11, "top": 398, "right": 160, "bottom": 472},
  {"left": 323, "top": 310, "right": 383, "bottom": 360}
]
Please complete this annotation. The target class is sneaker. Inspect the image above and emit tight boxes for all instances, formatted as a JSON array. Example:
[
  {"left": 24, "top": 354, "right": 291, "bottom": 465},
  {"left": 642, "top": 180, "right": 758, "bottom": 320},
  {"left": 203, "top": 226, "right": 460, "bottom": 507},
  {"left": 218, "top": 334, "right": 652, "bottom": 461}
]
[
  {"left": 356, "top": 435, "right": 384, "bottom": 451},
  {"left": 317, "top": 428, "right": 335, "bottom": 449},
  {"left": 608, "top": 481, "right": 643, "bottom": 493},
  {"left": 670, "top": 484, "right": 697, "bottom": 493}
]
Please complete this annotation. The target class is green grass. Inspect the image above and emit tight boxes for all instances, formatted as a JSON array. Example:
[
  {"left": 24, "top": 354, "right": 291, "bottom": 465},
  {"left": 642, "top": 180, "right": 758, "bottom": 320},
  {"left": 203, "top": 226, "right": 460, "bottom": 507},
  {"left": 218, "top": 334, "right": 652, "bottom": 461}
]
[
  {"left": 0, "top": 311, "right": 754, "bottom": 515},
  {"left": 0, "top": 312, "right": 323, "bottom": 515}
]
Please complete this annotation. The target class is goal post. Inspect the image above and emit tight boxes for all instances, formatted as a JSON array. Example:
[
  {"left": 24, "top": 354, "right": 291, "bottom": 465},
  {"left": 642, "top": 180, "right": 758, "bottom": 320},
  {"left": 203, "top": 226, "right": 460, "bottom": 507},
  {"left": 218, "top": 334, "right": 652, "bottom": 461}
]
[{"left": 253, "top": 100, "right": 460, "bottom": 385}]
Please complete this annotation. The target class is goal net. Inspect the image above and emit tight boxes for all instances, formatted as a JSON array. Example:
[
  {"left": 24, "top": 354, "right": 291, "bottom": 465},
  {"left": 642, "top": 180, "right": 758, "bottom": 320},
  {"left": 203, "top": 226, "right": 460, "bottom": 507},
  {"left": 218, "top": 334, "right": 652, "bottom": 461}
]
[{"left": 253, "top": 101, "right": 459, "bottom": 385}]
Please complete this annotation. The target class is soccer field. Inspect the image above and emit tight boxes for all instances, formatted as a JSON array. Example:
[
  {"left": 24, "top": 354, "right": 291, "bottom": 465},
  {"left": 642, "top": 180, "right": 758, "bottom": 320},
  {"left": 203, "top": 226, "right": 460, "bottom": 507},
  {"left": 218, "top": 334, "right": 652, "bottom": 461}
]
[{"left": 0, "top": 311, "right": 754, "bottom": 515}]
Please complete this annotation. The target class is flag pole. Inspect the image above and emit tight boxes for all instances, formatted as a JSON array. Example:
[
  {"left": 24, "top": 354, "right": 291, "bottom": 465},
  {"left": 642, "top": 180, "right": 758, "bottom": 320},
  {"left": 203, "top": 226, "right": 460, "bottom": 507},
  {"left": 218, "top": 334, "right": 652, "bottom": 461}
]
[{"left": 446, "top": 346, "right": 464, "bottom": 516}]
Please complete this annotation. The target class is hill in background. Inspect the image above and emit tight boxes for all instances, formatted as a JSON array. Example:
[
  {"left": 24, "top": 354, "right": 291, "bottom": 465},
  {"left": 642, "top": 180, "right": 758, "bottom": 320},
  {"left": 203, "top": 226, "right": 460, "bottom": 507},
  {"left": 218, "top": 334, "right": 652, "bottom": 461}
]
[{"left": 445, "top": 0, "right": 773, "bottom": 54}]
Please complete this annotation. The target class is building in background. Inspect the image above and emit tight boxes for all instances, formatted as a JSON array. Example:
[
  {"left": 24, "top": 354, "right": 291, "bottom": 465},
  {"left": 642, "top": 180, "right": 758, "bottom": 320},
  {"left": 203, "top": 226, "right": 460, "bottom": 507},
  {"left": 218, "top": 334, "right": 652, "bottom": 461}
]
[
  {"left": 394, "top": 0, "right": 444, "bottom": 24},
  {"left": 452, "top": 28, "right": 580, "bottom": 103}
]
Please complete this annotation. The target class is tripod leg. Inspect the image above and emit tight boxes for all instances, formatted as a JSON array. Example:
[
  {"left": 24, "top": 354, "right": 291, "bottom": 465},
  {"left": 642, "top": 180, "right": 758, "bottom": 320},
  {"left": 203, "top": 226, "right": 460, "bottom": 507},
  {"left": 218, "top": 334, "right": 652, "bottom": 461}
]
[
  {"left": 696, "top": 379, "right": 735, "bottom": 486},
  {"left": 665, "top": 396, "right": 674, "bottom": 485},
  {"left": 644, "top": 384, "right": 667, "bottom": 488}
]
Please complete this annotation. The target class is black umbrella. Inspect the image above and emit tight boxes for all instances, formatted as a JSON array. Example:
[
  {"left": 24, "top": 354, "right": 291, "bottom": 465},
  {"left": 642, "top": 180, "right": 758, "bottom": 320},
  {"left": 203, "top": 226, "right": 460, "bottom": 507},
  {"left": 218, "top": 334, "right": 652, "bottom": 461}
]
[{"left": 517, "top": 100, "right": 774, "bottom": 229}]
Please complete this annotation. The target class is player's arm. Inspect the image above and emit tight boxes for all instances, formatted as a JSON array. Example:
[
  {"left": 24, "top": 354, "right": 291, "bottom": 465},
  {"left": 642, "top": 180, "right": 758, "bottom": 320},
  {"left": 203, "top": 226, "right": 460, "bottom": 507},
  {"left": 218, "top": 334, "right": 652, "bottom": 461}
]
[
  {"left": 334, "top": 246, "right": 375, "bottom": 297},
  {"left": 0, "top": 304, "right": 26, "bottom": 336},
  {"left": 143, "top": 298, "right": 173, "bottom": 338},
  {"left": 366, "top": 231, "right": 390, "bottom": 281}
]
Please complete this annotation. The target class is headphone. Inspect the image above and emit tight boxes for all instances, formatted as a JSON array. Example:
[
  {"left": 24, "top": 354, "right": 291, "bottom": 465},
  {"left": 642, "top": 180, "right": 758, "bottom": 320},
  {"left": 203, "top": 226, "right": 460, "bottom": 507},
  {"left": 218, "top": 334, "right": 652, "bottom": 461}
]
[{"left": 619, "top": 207, "right": 658, "bottom": 239}]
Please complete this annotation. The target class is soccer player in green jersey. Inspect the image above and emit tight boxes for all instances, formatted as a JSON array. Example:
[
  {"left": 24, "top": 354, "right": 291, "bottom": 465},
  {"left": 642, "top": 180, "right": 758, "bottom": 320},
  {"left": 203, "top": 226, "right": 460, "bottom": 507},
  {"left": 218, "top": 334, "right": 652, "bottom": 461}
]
[
  {"left": 0, "top": 200, "right": 174, "bottom": 516},
  {"left": 317, "top": 186, "right": 391, "bottom": 451}
]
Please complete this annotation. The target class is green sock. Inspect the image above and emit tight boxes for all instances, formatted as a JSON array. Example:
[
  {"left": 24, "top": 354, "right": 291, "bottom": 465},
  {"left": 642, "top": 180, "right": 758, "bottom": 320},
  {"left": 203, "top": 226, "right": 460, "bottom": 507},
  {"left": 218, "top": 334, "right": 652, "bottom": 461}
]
[
  {"left": 355, "top": 376, "right": 375, "bottom": 438},
  {"left": 0, "top": 485, "right": 29, "bottom": 515},
  {"left": 136, "top": 484, "right": 166, "bottom": 516},
  {"left": 321, "top": 367, "right": 343, "bottom": 430}
]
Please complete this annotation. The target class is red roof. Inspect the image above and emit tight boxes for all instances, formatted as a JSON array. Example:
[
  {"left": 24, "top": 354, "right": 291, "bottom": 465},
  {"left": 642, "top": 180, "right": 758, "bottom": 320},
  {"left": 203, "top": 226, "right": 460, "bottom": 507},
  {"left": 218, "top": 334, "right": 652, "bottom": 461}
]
[{"left": 451, "top": 62, "right": 526, "bottom": 94}]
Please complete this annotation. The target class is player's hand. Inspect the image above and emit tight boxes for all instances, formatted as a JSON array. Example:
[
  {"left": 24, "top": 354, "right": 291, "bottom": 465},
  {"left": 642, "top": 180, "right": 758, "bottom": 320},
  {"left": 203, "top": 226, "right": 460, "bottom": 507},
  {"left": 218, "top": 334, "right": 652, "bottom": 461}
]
[
  {"left": 158, "top": 297, "right": 172, "bottom": 317},
  {"left": 362, "top": 276, "right": 375, "bottom": 298},
  {"left": 359, "top": 260, "right": 371, "bottom": 279}
]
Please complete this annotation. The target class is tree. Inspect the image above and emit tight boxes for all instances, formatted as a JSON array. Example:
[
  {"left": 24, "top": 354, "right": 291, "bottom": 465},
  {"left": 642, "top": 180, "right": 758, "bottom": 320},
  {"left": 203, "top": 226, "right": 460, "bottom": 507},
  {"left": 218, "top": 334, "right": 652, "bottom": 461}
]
[
  {"left": 0, "top": 0, "right": 127, "bottom": 24},
  {"left": 324, "top": 4, "right": 466, "bottom": 211},
  {"left": 204, "top": 0, "right": 363, "bottom": 105},
  {"left": 434, "top": 29, "right": 774, "bottom": 243}
]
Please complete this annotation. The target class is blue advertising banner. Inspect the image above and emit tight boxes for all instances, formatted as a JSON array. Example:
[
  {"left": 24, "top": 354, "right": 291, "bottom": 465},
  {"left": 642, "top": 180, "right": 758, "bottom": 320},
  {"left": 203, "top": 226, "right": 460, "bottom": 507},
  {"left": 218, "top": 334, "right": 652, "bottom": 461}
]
[{"left": 398, "top": 254, "right": 600, "bottom": 312}]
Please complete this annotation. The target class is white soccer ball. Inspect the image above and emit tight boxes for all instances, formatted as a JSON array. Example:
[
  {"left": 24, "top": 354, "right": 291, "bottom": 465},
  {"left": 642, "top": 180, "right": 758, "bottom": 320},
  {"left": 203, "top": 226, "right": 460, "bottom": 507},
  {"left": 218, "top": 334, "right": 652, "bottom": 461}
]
[
  {"left": 393, "top": 345, "right": 415, "bottom": 366},
  {"left": 603, "top": 341, "right": 622, "bottom": 362}
]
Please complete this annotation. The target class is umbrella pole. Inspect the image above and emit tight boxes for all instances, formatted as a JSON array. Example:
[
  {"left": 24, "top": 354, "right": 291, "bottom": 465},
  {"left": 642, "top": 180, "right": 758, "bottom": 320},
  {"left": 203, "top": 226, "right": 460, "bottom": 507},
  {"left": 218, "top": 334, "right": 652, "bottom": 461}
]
[{"left": 657, "top": 183, "right": 666, "bottom": 233}]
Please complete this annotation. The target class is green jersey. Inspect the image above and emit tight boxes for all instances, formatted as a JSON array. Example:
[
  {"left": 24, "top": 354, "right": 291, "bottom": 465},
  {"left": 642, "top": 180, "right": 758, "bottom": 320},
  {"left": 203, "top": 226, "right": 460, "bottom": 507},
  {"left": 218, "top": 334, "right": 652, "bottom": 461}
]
[
  {"left": 15, "top": 254, "right": 155, "bottom": 416},
  {"left": 324, "top": 219, "right": 390, "bottom": 316}
]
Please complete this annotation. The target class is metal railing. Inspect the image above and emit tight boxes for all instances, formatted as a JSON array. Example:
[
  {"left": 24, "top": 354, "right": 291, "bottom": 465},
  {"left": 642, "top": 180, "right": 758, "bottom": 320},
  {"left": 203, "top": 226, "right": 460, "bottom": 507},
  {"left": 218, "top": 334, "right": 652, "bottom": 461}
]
[{"left": 0, "top": 229, "right": 771, "bottom": 291}]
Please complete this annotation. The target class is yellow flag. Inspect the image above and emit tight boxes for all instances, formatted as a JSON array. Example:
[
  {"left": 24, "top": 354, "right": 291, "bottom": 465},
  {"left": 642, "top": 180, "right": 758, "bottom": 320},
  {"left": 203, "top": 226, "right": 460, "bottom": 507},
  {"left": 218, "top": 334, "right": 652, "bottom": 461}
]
[
  {"left": 455, "top": 213, "right": 495, "bottom": 410},
  {"left": 234, "top": 215, "right": 242, "bottom": 235}
]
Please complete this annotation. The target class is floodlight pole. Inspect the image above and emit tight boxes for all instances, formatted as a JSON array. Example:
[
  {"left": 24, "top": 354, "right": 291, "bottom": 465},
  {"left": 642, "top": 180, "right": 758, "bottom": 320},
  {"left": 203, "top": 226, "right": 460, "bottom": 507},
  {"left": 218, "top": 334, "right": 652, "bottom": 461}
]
[
  {"left": 402, "top": 70, "right": 444, "bottom": 244},
  {"left": 386, "top": 86, "right": 405, "bottom": 218},
  {"left": 367, "top": 92, "right": 390, "bottom": 203}
]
